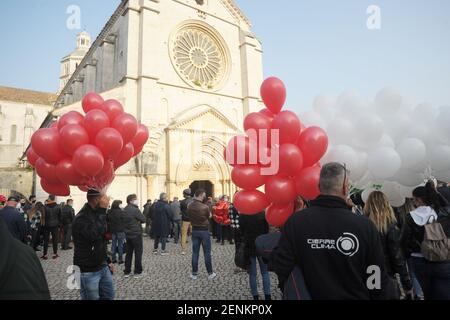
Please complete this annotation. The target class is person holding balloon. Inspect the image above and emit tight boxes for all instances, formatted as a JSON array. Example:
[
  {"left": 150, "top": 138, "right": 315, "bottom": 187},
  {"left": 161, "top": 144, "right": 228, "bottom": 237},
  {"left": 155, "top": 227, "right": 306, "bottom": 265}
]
[{"left": 213, "top": 196, "right": 233, "bottom": 246}]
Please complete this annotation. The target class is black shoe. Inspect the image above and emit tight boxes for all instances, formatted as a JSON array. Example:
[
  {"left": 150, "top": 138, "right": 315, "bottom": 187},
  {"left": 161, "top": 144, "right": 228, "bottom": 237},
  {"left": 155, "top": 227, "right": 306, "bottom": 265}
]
[
  {"left": 230, "top": 241, "right": 234, "bottom": 245},
  {"left": 253, "top": 295, "right": 259, "bottom": 301},
  {"left": 265, "top": 295, "right": 272, "bottom": 300},
  {"left": 119, "top": 261, "right": 124, "bottom": 265},
  {"left": 34, "top": 248, "right": 41, "bottom": 252}
]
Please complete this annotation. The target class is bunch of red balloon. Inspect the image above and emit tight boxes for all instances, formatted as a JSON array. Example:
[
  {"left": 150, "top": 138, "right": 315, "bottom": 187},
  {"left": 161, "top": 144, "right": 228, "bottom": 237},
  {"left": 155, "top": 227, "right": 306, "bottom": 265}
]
[
  {"left": 225, "top": 77, "right": 329, "bottom": 227},
  {"left": 27, "top": 93, "right": 149, "bottom": 196}
]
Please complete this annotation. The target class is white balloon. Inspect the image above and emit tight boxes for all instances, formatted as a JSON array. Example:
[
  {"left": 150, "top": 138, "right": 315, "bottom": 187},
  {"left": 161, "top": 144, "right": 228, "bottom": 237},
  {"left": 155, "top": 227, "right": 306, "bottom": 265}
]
[
  {"left": 381, "top": 181, "right": 406, "bottom": 208},
  {"left": 406, "top": 124, "right": 432, "bottom": 145},
  {"left": 375, "top": 87, "right": 403, "bottom": 114},
  {"left": 298, "top": 110, "right": 327, "bottom": 129},
  {"left": 373, "top": 134, "right": 396, "bottom": 149},
  {"left": 322, "top": 145, "right": 359, "bottom": 173},
  {"left": 413, "top": 103, "right": 437, "bottom": 125},
  {"left": 352, "top": 114, "right": 384, "bottom": 148},
  {"left": 362, "top": 187, "right": 376, "bottom": 203},
  {"left": 368, "top": 147, "right": 402, "bottom": 179},
  {"left": 392, "top": 167, "right": 424, "bottom": 187},
  {"left": 383, "top": 111, "right": 412, "bottom": 143},
  {"left": 399, "top": 185, "right": 416, "bottom": 199},
  {"left": 313, "top": 95, "right": 335, "bottom": 122},
  {"left": 396, "top": 138, "right": 426, "bottom": 169},
  {"left": 326, "top": 118, "right": 354, "bottom": 145},
  {"left": 351, "top": 151, "right": 368, "bottom": 182},
  {"left": 434, "top": 170, "right": 450, "bottom": 182},
  {"left": 434, "top": 106, "right": 450, "bottom": 144},
  {"left": 429, "top": 144, "right": 450, "bottom": 171},
  {"left": 336, "top": 91, "right": 368, "bottom": 118}
]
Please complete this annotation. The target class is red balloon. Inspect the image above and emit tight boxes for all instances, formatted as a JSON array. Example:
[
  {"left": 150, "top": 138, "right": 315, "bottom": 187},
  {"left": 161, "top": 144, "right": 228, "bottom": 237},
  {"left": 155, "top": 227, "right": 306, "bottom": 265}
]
[
  {"left": 259, "top": 108, "right": 275, "bottom": 121},
  {"left": 234, "top": 190, "right": 270, "bottom": 215},
  {"left": 112, "top": 113, "right": 138, "bottom": 144},
  {"left": 132, "top": 145, "right": 144, "bottom": 157},
  {"left": 264, "top": 175, "right": 297, "bottom": 204},
  {"left": 260, "top": 77, "right": 286, "bottom": 114},
  {"left": 31, "top": 128, "right": 65, "bottom": 165},
  {"left": 35, "top": 158, "right": 61, "bottom": 184},
  {"left": 278, "top": 143, "right": 304, "bottom": 176},
  {"left": 272, "top": 111, "right": 302, "bottom": 145},
  {"left": 297, "top": 126, "right": 329, "bottom": 167},
  {"left": 78, "top": 185, "right": 89, "bottom": 192},
  {"left": 82, "top": 92, "right": 104, "bottom": 114},
  {"left": 59, "top": 124, "right": 90, "bottom": 156},
  {"left": 41, "top": 178, "right": 70, "bottom": 197},
  {"left": 57, "top": 111, "right": 84, "bottom": 131},
  {"left": 50, "top": 122, "right": 58, "bottom": 129},
  {"left": 114, "top": 143, "right": 135, "bottom": 169},
  {"left": 56, "top": 159, "right": 85, "bottom": 186},
  {"left": 266, "top": 202, "right": 295, "bottom": 227},
  {"left": 95, "top": 128, "right": 124, "bottom": 160},
  {"left": 102, "top": 99, "right": 124, "bottom": 122},
  {"left": 26, "top": 148, "right": 39, "bottom": 167},
  {"left": 294, "top": 166, "right": 321, "bottom": 200},
  {"left": 83, "top": 109, "right": 110, "bottom": 140},
  {"left": 93, "top": 160, "right": 115, "bottom": 190},
  {"left": 224, "top": 136, "right": 258, "bottom": 167},
  {"left": 244, "top": 112, "right": 272, "bottom": 141},
  {"left": 131, "top": 124, "right": 149, "bottom": 150},
  {"left": 231, "top": 165, "right": 267, "bottom": 190},
  {"left": 73, "top": 145, "right": 105, "bottom": 177}
]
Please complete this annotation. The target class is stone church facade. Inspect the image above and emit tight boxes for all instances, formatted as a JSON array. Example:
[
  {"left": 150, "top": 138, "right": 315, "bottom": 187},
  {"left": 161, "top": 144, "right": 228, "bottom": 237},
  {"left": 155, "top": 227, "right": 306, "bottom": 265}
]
[{"left": 37, "top": 0, "right": 264, "bottom": 208}]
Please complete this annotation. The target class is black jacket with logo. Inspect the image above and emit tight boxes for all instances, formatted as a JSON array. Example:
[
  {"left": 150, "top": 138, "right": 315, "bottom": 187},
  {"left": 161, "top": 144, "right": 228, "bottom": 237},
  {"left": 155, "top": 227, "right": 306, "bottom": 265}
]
[
  {"left": 72, "top": 204, "right": 110, "bottom": 273},
  {"left": 272, "top": 195, "right": 389, "bottom": 300}
]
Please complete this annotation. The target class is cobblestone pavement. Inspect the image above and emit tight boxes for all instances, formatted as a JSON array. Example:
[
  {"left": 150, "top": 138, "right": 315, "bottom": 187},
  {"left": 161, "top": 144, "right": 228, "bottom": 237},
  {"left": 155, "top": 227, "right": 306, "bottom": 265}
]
[{"left": 38, "top": 236, "right": 282, "bottom": 300}]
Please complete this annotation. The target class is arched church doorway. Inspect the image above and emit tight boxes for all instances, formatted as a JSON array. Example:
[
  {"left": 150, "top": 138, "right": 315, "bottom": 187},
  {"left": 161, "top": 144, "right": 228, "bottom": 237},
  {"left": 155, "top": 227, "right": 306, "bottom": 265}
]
[{"left": 189, "top": 181, "right": 214, "bottom": 198}]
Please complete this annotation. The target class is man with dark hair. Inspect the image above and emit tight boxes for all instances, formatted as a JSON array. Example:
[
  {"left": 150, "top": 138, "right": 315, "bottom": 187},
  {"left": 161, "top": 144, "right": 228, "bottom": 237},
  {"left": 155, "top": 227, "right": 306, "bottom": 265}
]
[
  {"left": 272, "top": 162, "right": 389, "bottom": 300},
  {"left": 41, "top": 195, "right": 62, "bottom": 260},
  {"left": 123, "top": 194, "right": 146, "bottom": 278},
  {"left": 72, "top": 189, "right": 115, "bottom": 300},
  {"left": 61, "top": 199, "right": 75, "bottom": 250},
  {"left": 187, "top": 189, "right": 216, "bottom": 280},
  {"left": 180, "top": 189, "right": 193, "bottom": 255},
  {"left": 0, "top": 195, "right": 27, "bottom": 243}
]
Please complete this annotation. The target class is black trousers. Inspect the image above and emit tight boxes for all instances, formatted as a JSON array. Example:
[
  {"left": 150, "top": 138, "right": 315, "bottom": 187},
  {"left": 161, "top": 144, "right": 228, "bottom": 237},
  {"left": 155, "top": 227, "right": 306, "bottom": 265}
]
[
  {"left": 124, "top": 236, "right": 143, "bottom": 275},
  {"left": 61, "top": 224, "right": 72, "bottom": 249},
  {"left": 219, "top": 225, "right": 233, "bottom": 243},
  {"left": 31, "top": 226, "right": 42, "bottom": 249},
  {"left": 43, "top": 226, "right": 59, "bottom": 255}
]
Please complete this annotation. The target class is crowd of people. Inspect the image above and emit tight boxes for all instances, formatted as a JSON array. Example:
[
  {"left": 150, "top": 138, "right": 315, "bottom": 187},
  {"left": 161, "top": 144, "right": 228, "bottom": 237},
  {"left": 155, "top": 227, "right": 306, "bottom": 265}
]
[{"left": 1, "top": 161, "right": 450, "bottom": 300}]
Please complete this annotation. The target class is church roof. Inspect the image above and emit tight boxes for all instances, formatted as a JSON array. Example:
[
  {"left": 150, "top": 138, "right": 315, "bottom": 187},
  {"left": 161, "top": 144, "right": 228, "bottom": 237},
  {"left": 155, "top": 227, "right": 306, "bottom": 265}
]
[
  {"left": 221, "top": 0, "right": 252, "bottom": 27},
  {"left": 0, "top": 86, "right": 57, "bottom": 105}
]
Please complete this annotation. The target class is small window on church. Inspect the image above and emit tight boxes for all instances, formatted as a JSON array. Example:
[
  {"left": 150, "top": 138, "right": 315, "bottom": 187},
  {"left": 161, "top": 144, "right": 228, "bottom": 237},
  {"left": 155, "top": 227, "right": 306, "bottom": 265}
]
[
  {"left": 10, "top": 125, "right": 17, "bottom": 144},
  {"left": 81, "top": 39, "right": 85, "bottom": 45}
]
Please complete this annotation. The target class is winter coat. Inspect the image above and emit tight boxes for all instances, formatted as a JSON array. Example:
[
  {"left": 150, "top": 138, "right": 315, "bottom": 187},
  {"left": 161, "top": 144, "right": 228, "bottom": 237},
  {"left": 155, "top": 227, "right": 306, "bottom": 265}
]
[
  {"left": 180, "top": 197, "right": 193, "bottom": 222},
  {"left": 107, "top": 208, "right": 127, "bottom": 233},
  {"left": 60, "top": 205, "right": 75, "bottom": 225},
  {"left": 170, "top": 200, "right": 182, "bottom": 221},
  {"left": 187, "top": 199, "right": 210, "bottom": 230},
  {"left": 240, "top": 212, "right": 269, "bottom": 257},
  {"left": 151, "top": 200, "right": 172, "bottom": 237},
  {"left": 72, "top": 204, "right": 110, "bottom": 273},
  {"left": 123, "top": 204, "right": 146, "bottom": 239},
  {"left": 43, "top": 202, "right": 61, "bottom": 228},
  {"left": 0, "top": 206, "right": 27, "bottom": 243}
]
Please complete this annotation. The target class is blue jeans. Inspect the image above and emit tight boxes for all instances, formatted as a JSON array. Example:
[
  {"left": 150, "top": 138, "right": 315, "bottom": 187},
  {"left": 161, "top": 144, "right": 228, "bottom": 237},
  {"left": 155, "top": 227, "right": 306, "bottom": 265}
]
[
  {"left": 411, "top": 257, "right": 450, "bottom": 300},
  {"left": 407, "top": 258, "right": 424, "bottom": 298},
  {"left": 80, "top": 266, "right": 115, "bottom": 300},
  {"left": 248, "top": 256, "right": 271, "bottom": 297},
  {"left": 111, "top": 232, "right": 125, "bottom": 263},
  {"left": 192, "top": 229, "right": 213, "bottom": 275}
]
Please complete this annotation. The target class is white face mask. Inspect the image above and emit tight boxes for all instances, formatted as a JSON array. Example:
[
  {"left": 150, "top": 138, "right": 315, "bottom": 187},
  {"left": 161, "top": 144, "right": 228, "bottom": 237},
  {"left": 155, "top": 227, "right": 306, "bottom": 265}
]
[
  {"left": 119, "top": 204, "right": 124, "bottom": 209},
  {"left": 132, "top": 200, "right": 139, "bottom": 206}
]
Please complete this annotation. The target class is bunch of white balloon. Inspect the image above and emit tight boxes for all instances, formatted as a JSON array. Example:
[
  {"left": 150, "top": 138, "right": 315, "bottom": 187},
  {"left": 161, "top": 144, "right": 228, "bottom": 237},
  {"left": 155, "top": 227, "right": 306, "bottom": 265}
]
[{"left": 300, "top": 88, "right": 450, "bottom": 207}]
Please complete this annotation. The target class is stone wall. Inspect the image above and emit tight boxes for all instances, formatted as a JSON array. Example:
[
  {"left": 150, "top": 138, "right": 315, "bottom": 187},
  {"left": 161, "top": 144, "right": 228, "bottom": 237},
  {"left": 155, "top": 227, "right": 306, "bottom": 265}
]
[{"left": 0, "top": 168, "right": 34, "bottom": 197}]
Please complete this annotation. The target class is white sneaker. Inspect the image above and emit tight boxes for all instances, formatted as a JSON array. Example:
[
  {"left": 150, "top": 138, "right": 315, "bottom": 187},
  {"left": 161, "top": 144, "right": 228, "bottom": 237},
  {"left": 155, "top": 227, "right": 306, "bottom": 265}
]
[
  {"left": 190, "top": 274, "right": 198, "bottom": 280},
  {"left": 181, "top": 251, "right": 186, "bottom": 255},
  {"left": 124, "top": 274, "right": 131, "bottom": 278},
  {"left": 208, "top": 273, "right": 217, "bottom": 280},
  {"left": 153, "top": 250, "right": 159, "bottom": 255},
  {"left": 134, "top": 273, "right": 144, "bottom": 279},
  {"left": 161, "top": 251, "right": 169, "bottom": 256}
]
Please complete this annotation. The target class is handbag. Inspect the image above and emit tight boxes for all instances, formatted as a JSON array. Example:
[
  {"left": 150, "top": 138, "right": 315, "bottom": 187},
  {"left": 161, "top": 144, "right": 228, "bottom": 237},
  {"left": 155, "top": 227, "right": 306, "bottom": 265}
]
[{"left": 234, "top": 242, "right": 250, "bottom": 270}]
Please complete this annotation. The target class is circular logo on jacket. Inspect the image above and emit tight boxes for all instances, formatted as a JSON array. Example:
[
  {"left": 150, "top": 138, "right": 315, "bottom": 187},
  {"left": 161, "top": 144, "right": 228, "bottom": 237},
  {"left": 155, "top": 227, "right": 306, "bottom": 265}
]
[{"left": 336, "top": 233, "right": 359, "bottom": 257}]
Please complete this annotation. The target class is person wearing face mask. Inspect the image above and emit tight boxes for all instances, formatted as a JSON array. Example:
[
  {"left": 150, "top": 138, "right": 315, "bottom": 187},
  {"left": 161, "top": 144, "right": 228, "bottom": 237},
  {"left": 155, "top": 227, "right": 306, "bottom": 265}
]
[
  {"left": 72, "top": 189, "right": 115, "bottom": 300},
  {"left": 60, "top": 199, "right": 75, "bottom": 250},
  {"left": 272, "top": 162, "right": 389, "bottom": 300},
  {"left": 123, "top": 194, "right": 146, "bottom": 279}
]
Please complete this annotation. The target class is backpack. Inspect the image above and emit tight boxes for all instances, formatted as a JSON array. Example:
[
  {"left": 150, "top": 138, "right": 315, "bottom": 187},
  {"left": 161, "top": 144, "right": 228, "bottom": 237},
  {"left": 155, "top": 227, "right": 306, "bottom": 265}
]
[{"left": 421, "top": 208, "right": 450, "bottom": 262}]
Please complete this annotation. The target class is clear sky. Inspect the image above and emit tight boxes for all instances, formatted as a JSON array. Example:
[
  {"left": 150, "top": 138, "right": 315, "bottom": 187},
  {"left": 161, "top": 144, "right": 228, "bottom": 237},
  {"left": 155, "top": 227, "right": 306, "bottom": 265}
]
[{"left": 0, "top": 0, "right": 449, "bottom": 112}]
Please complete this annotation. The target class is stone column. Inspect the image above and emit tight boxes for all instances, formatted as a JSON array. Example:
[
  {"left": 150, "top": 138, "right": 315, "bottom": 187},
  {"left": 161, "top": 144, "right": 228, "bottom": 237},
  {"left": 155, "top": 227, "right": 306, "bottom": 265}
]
[
  {"left": 84, "top": 59, "right": 98, "bottom": 93},
  {"left": 100, "top": 36, "right": 116, "bottom": 92}
]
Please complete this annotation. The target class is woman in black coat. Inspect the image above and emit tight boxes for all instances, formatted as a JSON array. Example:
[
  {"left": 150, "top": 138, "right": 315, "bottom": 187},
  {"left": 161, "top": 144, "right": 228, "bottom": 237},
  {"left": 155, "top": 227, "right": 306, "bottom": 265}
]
[{"left": 239, "top": 212, "right": 271, "bottom": 300}]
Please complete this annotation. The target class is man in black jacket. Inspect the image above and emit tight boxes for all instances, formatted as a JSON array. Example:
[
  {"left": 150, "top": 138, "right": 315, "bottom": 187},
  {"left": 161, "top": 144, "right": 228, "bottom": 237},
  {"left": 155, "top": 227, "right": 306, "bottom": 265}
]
[
  {"left": 0, "top": 195, "right": 27, "bottom": 243},
  {"left": 123, "top": 194, "right": 146, "bottom": 278},
  {"left": 180, "top": 189, "right": 193, "bottom": 255},
  {"left": 272, "top": 162, "right": 389, "bottom": 300},
  {"left": 41, "top": 195, "right": 62, "bottom": 260},
  {"left": 72, "top": 189, "right": 115, "bottom": 300},
  {"left": 61, "top": 199, "right": 75, "bottom": 250},
  {"left": 0, "top": 218, "right": 50, "bottom": 300}
]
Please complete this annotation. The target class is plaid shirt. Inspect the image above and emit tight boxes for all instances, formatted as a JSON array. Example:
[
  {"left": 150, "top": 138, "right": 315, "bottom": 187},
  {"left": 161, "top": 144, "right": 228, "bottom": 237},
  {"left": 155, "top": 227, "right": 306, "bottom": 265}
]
[{"left": 229, "top": 204, "right": 240, "bottom": 229}]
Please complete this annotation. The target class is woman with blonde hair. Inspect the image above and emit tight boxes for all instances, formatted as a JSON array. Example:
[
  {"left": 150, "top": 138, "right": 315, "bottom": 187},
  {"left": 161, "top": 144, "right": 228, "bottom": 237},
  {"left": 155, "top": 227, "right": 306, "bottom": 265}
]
[{"left": 364, "top": 191, "right": 413, "bottom": 299}]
